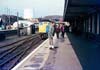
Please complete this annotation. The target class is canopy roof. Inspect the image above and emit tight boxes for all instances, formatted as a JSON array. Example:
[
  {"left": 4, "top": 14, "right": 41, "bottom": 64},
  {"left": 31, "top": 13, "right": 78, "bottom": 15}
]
[{"left": 64, "top": 0, "right": 100, "bottom": 21}]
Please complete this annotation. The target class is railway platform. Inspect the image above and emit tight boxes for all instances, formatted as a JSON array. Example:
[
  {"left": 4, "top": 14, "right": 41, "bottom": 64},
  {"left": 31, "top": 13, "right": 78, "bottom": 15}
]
[{"left": 12, "top": 33, "right": 82, "bottom": 70}]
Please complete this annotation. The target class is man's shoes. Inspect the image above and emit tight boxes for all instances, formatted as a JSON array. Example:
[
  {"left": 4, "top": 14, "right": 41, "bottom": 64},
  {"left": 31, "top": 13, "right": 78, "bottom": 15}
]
[
  {"left": 51, "top": 45, "right": 54, "bottom": 48},
  {"left": 54, "top": 46, "right": 58, "bottom": 49},
  {"left": 49, "top": 45, "right": 54, "bottom": 50}
]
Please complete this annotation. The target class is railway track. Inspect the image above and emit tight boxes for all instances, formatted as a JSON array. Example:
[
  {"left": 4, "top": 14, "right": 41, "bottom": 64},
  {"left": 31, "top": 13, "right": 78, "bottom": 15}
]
[{"left": 0, "top": 34, "right": 43, "bottom": 70}]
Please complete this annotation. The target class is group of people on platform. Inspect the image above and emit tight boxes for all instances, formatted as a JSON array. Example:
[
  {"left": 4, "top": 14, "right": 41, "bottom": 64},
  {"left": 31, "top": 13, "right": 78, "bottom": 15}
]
[{"left": 47, "top": 21, "right": 70, "bottom": 49}]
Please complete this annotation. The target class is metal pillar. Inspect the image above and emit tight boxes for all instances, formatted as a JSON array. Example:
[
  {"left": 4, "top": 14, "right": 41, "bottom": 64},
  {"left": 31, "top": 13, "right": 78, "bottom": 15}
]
[
  {"left": 97, "top": 13, "right": 100, "bottom": 34},
  {"left": 94, "top": 14, "right": 97, "bottom": 34},
  {"left": 17, "top": 12, "right": 20, "bottom": 37},
  {"left": 92, "top": 15, "right": 95, "bottom": 33},
  {"left": 88, "top": 17, "right": 91, "bottom": 32},
  {"left": 90, "top": 16, "right": 92, "bottom": 33}
]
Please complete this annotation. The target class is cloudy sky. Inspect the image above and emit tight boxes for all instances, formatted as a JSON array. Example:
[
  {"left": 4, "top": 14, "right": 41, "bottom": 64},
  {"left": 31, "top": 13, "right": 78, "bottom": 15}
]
[{"left": 0, "top": 0, "right": 64, "bottom": 18}]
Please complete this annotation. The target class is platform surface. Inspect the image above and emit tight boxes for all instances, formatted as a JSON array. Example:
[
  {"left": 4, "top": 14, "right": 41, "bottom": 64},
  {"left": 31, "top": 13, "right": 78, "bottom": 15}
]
[{"left": 42, "top": 34, "right": 82, "bottom": 70}]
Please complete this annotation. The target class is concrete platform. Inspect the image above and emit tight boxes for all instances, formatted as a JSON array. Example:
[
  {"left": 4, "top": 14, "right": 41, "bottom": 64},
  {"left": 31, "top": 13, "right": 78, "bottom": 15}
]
[
  {"left": 66, "top": 33, "right": 100, "bottom": 70},
  {"left": 12, "top": 34, "right": 82, "bottom": 70},
  {"left": 12, "top": 39, "right": 50, "bottom": 70},
  {"left": 42, "top": 35, "right": 82, "bottom": 70}
]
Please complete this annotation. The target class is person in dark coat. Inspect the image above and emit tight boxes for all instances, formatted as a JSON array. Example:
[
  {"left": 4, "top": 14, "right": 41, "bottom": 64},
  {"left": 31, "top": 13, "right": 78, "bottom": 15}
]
[
  {"left": 53, "top": 24, "right": 56, "bottom": 36},
  {"left": 55, "top": 24, "right": 60, "bottom": 39},
  {"left": 61, "top": 23, "right": 65, "bottom": 38}
]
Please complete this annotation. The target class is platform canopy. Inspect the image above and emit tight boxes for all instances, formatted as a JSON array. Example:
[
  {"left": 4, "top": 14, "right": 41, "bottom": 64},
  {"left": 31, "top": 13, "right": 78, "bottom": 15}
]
[{"left": 64, "top": 0, "right": 100, "bottom": 21}]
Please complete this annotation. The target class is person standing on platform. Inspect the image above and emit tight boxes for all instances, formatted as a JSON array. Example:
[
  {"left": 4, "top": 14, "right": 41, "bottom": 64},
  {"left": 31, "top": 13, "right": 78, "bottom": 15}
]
[
  {"left": 53, "top": 24, "right": 56, "bottom": 36},
  {"left": 48, "top": 21, "right": 55, "bottom": 49},
  {"left": 61, "top": 23, "right": 65, "bottom": 38},
  {"left": 64, "top": 25, "right": 69, "bottom": 36},
  {"left": 55, "top": 24, "right": 60, "bottom": 39}
]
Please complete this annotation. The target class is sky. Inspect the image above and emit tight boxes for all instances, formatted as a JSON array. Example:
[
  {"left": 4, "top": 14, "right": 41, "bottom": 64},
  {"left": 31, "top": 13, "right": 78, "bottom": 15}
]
[{"left": 0, "top": 0, "right": 64, "bottom": 18}]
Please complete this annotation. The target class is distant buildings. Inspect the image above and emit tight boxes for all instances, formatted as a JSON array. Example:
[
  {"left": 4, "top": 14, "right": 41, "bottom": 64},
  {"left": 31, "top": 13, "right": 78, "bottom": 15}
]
[{"left": 0, "top": 15, "right": 24, "bottom": 30}]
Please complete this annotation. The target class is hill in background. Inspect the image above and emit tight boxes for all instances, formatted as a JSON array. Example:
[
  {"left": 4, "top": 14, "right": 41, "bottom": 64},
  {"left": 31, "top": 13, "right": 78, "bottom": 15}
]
[{"left": 43, "top": 15, "right": 63, "bottom": 21}]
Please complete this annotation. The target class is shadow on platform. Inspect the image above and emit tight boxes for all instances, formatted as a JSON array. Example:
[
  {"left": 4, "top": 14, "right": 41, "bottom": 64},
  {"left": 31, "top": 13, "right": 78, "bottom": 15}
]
[{"left": 67, "top": 33, "right": 100, "bottom": 70}]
